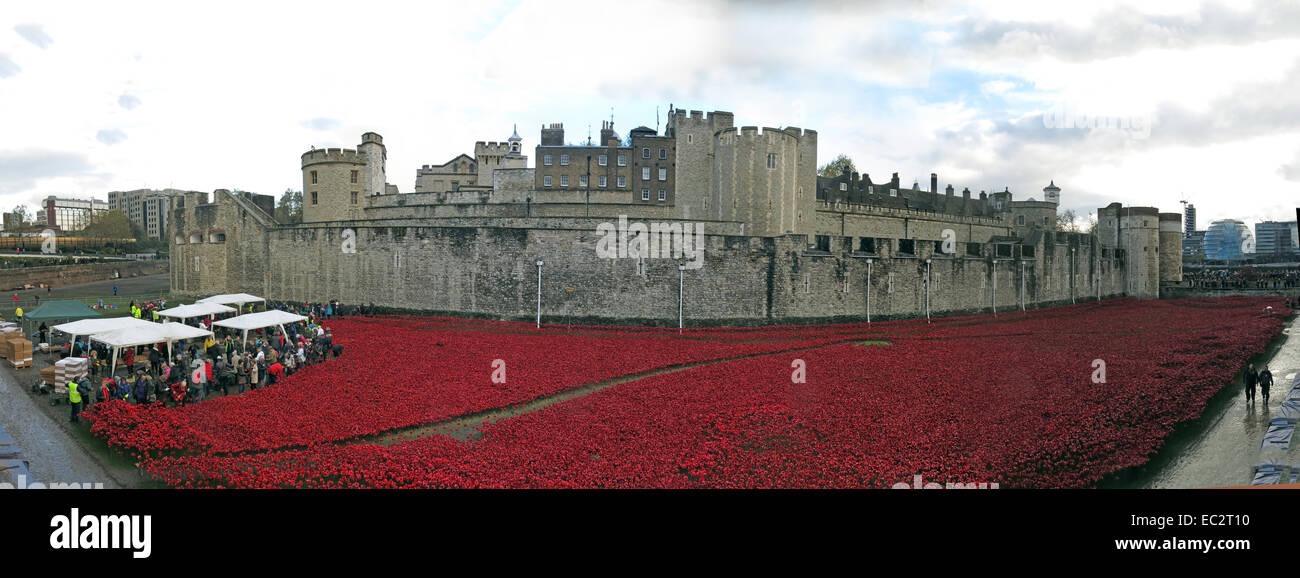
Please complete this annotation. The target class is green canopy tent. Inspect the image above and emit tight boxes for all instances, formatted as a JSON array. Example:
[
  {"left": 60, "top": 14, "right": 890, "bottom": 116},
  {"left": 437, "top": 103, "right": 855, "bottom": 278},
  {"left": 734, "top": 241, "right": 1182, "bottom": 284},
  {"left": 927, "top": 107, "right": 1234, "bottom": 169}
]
[{"left": 23, "top": 300, "right": 101, "bottom": 345}]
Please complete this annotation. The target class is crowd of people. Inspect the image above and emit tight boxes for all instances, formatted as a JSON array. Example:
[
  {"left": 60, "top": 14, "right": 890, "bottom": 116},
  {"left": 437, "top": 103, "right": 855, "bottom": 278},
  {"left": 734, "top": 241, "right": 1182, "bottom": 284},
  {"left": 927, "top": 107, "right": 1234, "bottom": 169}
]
[
  {"left": 1185, "top": 267, "right": 1300, "bottom": 289},
  {"left": 65, "top": 300, "right": 349, "bottom": 420}
]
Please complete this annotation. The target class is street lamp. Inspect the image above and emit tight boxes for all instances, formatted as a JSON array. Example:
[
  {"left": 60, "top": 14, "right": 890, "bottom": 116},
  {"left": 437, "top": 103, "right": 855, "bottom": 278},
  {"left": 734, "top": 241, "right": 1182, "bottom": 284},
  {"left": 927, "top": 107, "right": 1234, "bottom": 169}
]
[
  {"left": 991, "top": 259, "right": 998, "bottom": 316},
  {"left": 865, "top": 258, "right": 872, "bottom": 324},
  {"left": 1070, "top": 246, "right": 1076, "bottom": 305},
  {"left": 535, "top": 259, "right": 543, "bottom": 328},
  {"left": 678, "top": 263, "right": 686, "bottom": 330},
  {"left": 925, "top": 258, "right": 932, "bottom": 323},
  {"left": 1020, "top": 260, "right": 1026, "bottom": 312}
]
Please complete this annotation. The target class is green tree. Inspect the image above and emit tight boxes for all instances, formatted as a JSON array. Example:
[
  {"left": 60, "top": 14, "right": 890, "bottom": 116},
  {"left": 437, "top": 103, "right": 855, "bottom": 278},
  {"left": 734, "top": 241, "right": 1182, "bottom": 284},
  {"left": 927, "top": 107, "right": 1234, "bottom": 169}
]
[
  {"left": 275, "top": 189, "right": 302, "bottom": 224},
  {"left": 81, "top": 210, "right": 133, "bottom": 240},
  {"left": 818, "top": 154, "right": 856, "bottom": 178}
]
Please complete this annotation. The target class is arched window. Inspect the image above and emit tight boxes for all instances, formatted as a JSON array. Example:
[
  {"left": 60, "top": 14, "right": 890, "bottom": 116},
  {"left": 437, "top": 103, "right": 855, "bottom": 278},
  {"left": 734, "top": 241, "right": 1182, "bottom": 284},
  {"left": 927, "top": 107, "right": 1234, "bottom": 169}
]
[{"left": 189, "top": 232, "right": 203, "bottom": 244}]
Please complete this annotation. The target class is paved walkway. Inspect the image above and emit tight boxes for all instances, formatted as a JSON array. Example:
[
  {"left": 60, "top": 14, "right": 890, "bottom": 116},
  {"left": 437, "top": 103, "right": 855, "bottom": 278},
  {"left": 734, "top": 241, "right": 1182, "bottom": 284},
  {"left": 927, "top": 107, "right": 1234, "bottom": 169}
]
[
  {"left": 0, "top": 367, "right": 124, "bottom": 488},
  {"left": 1138, "top": 315, "right": 1298, "bottom": 488}
]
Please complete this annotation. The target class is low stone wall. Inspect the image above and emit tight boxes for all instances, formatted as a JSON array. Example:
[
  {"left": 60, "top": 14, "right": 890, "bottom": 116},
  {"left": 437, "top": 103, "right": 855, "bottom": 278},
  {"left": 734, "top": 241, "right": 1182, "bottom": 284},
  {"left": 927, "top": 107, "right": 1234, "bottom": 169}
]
[{"left": 0, "top": 259, "right": 169, "bottom": 290}]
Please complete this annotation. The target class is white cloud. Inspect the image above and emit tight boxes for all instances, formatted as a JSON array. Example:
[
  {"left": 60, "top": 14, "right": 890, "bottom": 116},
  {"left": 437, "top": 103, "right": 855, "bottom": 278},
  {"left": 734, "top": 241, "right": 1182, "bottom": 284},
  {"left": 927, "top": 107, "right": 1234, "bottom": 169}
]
[
  {"left": 0, "top": 0, "right": 1293, "bottom": 229},
  {"left": 13, "top": 24, "right": 52, "bottom": 50}
]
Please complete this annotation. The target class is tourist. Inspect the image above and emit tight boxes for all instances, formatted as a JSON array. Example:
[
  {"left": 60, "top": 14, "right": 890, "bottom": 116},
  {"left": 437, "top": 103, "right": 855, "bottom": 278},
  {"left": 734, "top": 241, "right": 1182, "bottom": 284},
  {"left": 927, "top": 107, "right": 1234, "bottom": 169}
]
[
  {"left": 215, "top": 355, "right": 231, "bottom": 395},
  {"left": 123, "top": 347, "right": 135, "bottom": 373},
  {"left": 1243, "top": 364, "right": 1257, "bottom": 404},
  {"left": 169, "top": 373, "right": 186, "bottom": 408},
  {"left": 247, "top": 353, "right": 260, "bottom": 390},
  {"left": 99, "top": 378, "right": 114, "bottom": 407},
  {"left": 113, "top": 285, "right": 118, "bottom": 296},
  {"left": 267, "top": 359, "right": 283, "bottom": 386},
  {"left": 133, "top": 370, "right": 151, "bottom": 405},
  {"left": 1259, "top": 365, "right": 1274, "bottom": 405},
  {"left": 115, "top": 376, "right": 132, "bottom": 402},
  {"left": 331, "top": 343, "right": 344, "bottom": 358},
  {"left": 149, "top": 346, "right": 161, "bottom": 376},
  {"left": 233, "top": 352, "right": 247, "bottom": 394}
]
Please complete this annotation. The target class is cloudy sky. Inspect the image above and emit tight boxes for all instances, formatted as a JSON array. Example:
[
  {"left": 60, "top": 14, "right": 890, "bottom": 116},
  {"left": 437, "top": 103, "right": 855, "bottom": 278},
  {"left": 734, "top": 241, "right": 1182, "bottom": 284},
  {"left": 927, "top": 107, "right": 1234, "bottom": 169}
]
[{"left": 1, "top": 0, "right": 1297, "bottom": 231}]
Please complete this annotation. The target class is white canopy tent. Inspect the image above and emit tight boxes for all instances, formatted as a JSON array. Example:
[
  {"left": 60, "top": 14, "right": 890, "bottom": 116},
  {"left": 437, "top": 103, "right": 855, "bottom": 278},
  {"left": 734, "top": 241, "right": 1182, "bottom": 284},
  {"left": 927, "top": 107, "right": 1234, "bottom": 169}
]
[
  {"left": 87, "top": 322, "right": 213, "bottom": 377},
  {"left": 157, "top": 302, "right": 237, "bottom": 323},
  {"left": 211, "top": 310, "right": 308, "bottom": 352},
  {"left": 52, "top": 317, "right": 157, "bottom": 355},
  {"left": 197, "top": 293, "right": 266, "bottom": 312}
]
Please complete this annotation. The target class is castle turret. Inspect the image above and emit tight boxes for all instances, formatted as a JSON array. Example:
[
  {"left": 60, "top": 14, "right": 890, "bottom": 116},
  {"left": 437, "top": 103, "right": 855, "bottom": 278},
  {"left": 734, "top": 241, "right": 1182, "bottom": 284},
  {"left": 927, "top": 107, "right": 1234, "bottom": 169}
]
[{"left": 1043, "top": 180, "right": 1060, "bottom": 206}]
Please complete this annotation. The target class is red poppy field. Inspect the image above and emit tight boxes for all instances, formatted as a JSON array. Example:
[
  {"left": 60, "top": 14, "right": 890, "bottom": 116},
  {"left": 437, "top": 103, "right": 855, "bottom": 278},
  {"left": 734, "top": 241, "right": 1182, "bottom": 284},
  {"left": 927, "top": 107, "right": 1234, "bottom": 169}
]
[{"left": 85, "top": 296, "right": 1291, "bottom": 488}]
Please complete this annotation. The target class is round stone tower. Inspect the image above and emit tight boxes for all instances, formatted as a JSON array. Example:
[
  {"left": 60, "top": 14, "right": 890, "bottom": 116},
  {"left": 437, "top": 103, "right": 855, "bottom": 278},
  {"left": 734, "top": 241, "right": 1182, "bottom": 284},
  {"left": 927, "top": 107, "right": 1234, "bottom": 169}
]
[{"left": 301, "top": 146, "right": 366, "bottom": 223}]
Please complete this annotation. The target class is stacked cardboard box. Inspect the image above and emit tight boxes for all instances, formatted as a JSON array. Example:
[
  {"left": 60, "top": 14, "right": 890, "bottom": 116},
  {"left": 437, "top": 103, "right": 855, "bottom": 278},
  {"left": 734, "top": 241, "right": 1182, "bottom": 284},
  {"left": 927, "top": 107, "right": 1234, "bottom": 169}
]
[
  {"left": 0, "top": 327, "right": 18, "bottom": 359},
  {"left": 40, "top": 366, "right": 56, "bottom": 384},
  {"left": 53, "top": 357, "right": 89, "bottom": 396},
  {"left": 6, "top": 338, "right": 31, "bottom": 367}
]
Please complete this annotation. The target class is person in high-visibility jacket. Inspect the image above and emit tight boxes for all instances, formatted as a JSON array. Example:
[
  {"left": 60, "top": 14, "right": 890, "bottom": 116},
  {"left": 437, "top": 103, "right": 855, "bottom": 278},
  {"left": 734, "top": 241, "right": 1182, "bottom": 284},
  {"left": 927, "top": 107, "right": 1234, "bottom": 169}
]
[
  {"left": 15, "top": 306, "right": 22, "bottom": 321},
  {"left": 68, "top": 378, "right": 82, "bottom": 423},
  {"left": 132, "top": 305, "right": 141, "bottom": 319},
  {"left": 151, "top": 309, "right": 159, "bottom": 322}
]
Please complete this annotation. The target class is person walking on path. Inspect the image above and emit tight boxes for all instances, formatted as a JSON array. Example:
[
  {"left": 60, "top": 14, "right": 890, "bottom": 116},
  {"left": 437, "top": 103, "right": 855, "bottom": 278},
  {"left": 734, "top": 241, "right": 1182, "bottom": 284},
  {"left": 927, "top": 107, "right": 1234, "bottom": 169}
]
[
  {"left": 1244, "top": 363, "right": 1258, "bottom": 404},
  {"left": 1259, "top": 365, "right": 1274, "bottom": 405},
  {"left": 113, "top": 285, "right": 118, "bottom": 296}
]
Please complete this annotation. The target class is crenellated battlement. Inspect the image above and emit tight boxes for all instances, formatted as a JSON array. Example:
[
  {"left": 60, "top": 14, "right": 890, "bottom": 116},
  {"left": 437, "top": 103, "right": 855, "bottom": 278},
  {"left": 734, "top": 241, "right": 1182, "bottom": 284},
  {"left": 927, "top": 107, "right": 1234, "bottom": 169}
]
[
  {"left": 302, "top": 147, "right": 367, "bottom": 167},
  {"left": 475, "top": 141, "right": 514, "bottom": 153}
]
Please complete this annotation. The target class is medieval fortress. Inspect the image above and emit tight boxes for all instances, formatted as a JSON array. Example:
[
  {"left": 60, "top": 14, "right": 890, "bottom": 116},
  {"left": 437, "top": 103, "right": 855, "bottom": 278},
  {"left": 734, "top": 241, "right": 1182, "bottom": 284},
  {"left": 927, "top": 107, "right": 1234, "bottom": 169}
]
[{"left": 171, "top": 106, "right": 1181, "bottom": 324}]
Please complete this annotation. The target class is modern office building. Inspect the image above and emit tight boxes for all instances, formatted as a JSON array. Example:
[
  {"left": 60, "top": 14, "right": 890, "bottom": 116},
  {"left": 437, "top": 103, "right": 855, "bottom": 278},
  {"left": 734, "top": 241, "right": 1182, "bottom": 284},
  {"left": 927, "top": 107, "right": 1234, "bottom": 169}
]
[
  {"left": 1255, "top": 221, "right": 1299, "bottom": 256},
  {"left": 38, "top": 195, "right": 109, "bottom": 232}
]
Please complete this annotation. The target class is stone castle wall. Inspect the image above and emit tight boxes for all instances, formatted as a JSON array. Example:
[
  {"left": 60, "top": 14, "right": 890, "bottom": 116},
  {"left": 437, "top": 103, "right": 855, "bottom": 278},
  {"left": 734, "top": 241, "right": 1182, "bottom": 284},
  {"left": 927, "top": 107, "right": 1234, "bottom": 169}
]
[{"left": 172, "top": 192, "right": 1129, "bottom": 324}]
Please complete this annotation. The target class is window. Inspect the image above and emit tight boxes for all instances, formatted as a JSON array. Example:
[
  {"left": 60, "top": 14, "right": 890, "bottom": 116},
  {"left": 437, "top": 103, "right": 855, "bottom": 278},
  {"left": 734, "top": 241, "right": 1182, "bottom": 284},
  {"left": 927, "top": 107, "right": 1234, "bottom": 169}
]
[
  {"left": 209, "top": 232, "right": 226, "bottom": 243},
  {"left": 189, "top": 232, "right": 203, "bottom": 244},
  {"left": 889, "top": 189, "right": 897, "bottom": 197},
  {"left": 310, "top": 191, "right": 318, "bottom": 205},
  {"left": 658, "top": 168, "right": 666, "bottom": 181},
  {"left": 544, "top": 175, "right": 552, "bottom": 187},
  {"left": 858, "top": 238, "right": 875, "bottom": 253},
  {"left": 996, "top": 244, "right": 1012, "bottom": 258},
  {"left": 659, "top": 148, "right": 667, "bottom": 159},
  {"left": 1021, "top": 245, "right": 1036, "bottom": 258},
  {"left": 687, "top": 134, "right": 693, "bottom": 144},
  {"left": 579, "top": 175, "right": 588, "bottom": 187},
  {"left": 814, "top": 235, "right": 830, "bottom": 252},
  {"left": 641, "top": 189, "right": 650, "bottom": 201},
  {"left": 839, "top": 183, "right": 847, "bottom": 192},
  {"left": 642, "top": 147, "right": 650, "bottom": 158},
  {"left": 1043, "top": 216, "right": 1050, "bottom": 225},
  {"left": 766, "top": 153, "right": 776, "bottom": 168},
  {"left": 868, "top": 186, "right": 874, "bottom": 195},
  {"left": 310, "top": 171, "right": 318, "bottom": 184},
  {"left": 560, "top": 175, "right": 569, "bottom": 187},
  {"left": 599, "top": 175, "right": 607, "bottom": 188},
  {"left": 617, "top": 175, "right": 626, "bottom": 188},
  {"left": 452, "top": 163, "right": 458, "bottom": 173},
  {"left": 967, "top": 242, "right": 982, "bottom": 257},
  {"left": 898, "top": 239, "right": 915, "bottom": 254},
  {"left": 544, "top": 154, "right": 553, "bottom": 166},
  {"left": 350, "top": 191, "right": 359, "bottom": 205},
  {"left": 560, "top": 154, "right": 569, "bottom": 166},
  {"left": 642, "top": 167, "right": 651, "bottom": 180},
  {"left": 350, "top": 170, "right": 358, "bottom": 184},
  {"left": 1017, "top": 215, "right": 1025, "bottom": 226},
  {"left": 599, "top": 154, "right": 608, "bottom": 166},
  {"left": 658, "top": 189, "right": 666, "bottom": 201},
  {"left": 617, "top": 155, "right": 627, "bottom": 166}
]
